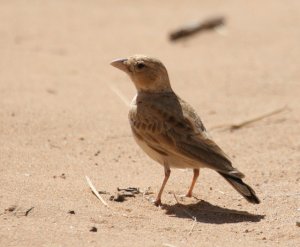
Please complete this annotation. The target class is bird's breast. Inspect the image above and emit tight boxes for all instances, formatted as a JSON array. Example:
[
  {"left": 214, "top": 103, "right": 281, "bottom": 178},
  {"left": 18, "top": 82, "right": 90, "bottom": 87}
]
[{"left": 129, "top": 103, "right": 162, "bottom": 134}]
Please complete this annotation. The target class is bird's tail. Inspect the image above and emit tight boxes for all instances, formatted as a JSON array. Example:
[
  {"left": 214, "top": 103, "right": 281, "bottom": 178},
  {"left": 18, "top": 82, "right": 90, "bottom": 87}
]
[{"left": 218, "top": 172, "right": 260, "bottom": 204}]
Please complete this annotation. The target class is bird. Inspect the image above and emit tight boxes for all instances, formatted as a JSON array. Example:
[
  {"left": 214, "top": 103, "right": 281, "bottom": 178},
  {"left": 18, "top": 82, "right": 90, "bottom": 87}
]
[{"left": 110, "top": 55, "right": 260, "bottom": 206}]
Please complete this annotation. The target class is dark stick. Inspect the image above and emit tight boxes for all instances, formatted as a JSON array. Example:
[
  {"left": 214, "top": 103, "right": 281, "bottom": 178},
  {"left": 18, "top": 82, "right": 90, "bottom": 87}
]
[{"left": 169, "top": 16, "right": 225, "bottom": 41}]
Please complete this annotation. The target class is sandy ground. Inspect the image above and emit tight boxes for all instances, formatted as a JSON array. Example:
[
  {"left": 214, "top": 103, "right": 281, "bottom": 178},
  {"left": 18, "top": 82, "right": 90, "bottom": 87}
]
[{"left": 0, "top": 0, "right": 300, "bottom": 246}]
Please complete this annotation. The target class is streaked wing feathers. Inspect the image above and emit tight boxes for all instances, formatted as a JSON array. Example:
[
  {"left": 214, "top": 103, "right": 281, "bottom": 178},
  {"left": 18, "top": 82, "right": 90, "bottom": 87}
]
[{"left": 130, "top": 93, "right": 244, "bottom": 178}]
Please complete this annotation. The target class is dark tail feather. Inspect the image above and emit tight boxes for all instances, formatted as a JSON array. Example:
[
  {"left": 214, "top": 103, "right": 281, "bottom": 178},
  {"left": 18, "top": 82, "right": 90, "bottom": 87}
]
[{"left": 218, "top": 172, "right": 260, "bottom": 204}]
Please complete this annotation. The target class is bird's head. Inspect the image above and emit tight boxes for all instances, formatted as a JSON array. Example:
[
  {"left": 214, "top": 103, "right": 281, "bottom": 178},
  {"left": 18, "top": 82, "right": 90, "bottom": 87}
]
[{"left": 110, "top": 55, "right": 172, "bottom": 93}]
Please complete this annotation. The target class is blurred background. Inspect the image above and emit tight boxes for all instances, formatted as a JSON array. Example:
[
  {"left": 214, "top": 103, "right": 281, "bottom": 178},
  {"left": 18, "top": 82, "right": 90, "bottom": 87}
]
[{"left": 1, "top": 1, "right": 299, "bottom": 246}]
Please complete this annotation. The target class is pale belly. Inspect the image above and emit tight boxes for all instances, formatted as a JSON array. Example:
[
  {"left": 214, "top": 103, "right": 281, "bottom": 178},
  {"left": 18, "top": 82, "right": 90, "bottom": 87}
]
[{"left": 132, "top": 130, "right": 205, "bottom": 169}]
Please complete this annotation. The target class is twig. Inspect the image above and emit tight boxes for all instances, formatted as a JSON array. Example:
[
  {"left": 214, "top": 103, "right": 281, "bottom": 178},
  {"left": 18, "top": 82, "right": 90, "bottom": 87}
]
[
  {"left": 85, "top": 176, "right": 109, "bottom": 208},
  {"left": 169, "top": 16, "right": 225, "bottom": 41},
  {"left": 173, "top": 194, "right": 197, "bottom": 236},
  {"left": 107, "top": 84, "right": 130, "bottom": 107},
  {"left": 24, "top": 207, "right": 34, "bottom": 216},
  {"left": 210, "top": 105, "right": 288, "bottom": 132},
  {"left": 173, "top": 194, "right": 196, "bottom": 219},
  {"left": 188, "top": 218, "right": 197, "bottom": 236}
]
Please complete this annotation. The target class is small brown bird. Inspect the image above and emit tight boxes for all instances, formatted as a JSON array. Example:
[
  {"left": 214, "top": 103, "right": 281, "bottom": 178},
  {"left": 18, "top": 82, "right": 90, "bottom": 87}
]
[{"left": 111, "top": 55, "right": 260, "bottom": 206}]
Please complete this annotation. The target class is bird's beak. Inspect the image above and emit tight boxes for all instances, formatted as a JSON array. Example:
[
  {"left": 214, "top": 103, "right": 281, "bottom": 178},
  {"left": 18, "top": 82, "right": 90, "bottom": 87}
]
[{"left": 110, "top": 58, "right": 128, "bottom": 72}]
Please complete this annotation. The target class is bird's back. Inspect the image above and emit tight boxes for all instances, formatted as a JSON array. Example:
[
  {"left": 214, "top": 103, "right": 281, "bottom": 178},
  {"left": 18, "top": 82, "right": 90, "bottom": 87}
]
[{"left": 128, "top": 92, "right": 238, "bottom": 172}]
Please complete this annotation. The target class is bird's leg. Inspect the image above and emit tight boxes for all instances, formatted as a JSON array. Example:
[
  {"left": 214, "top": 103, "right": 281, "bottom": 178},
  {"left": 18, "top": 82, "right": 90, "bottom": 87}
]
[
  {"left": 186, "top": 169, "right": 200, "bottom": 197},
  {"left": 154, "top": 165, "right": 171, "bottom": 206}
]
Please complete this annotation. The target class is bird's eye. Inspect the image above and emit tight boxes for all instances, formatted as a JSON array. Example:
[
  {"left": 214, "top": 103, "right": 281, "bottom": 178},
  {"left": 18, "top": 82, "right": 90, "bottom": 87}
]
[{"left": 136, "top": 62, "right": 145, "bottom": 70}]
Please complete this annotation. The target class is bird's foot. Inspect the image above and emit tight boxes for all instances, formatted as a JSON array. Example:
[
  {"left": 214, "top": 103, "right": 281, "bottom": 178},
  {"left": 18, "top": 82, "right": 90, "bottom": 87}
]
[
  {"left": 178, "top": 192, "right": 192, "bottom": 198},
  {"left": 154, "top": 198, "right": 162, "bottom": 207},
  {"left": 185, "top": 192, "right": 193, "bottom": 198}
]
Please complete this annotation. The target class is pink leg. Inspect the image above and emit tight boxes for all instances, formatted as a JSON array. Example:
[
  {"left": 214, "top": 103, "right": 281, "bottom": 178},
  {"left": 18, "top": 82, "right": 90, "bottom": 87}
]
[
  {"left": 186, "top": 169, "right": 200, "bottom": 197},
  {"left": 154, "top": 166, "right": 171, "bottom": 206}
]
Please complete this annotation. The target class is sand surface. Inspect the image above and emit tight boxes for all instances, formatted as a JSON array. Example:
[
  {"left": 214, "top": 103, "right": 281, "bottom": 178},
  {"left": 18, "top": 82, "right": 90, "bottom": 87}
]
[{"left": 1, "top": 1, "right": 299, "bottom": 246}]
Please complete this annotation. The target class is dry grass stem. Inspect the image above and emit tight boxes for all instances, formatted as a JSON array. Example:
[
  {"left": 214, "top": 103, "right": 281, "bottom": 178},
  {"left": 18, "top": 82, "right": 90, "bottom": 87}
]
[
  {"left": 210, "top": 105, "right": 288, "bottom": 132},
  {"left": 187, "top": 217, "right": 197, "bottom": 236},
  {"left": 107, "top": 84, "right": 130, "bottom": 107},
  {"left": 172, "top": 194, "right": 197, "bottom": 237},
  {"left": 85, "top": 176, "right": 109, "bottom": 208}
]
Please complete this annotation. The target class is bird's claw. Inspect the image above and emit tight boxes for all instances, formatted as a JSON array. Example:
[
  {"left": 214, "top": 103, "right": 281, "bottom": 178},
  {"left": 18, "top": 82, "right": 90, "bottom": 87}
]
[{"left": 154, "top": 199, "right": 162, "bottom": 207}]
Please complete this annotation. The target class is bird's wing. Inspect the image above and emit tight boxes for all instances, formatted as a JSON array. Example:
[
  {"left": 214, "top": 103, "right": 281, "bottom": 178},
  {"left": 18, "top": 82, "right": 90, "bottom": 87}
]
[{"left": 131, "top": 98, "right": 244, "bottom": 178}]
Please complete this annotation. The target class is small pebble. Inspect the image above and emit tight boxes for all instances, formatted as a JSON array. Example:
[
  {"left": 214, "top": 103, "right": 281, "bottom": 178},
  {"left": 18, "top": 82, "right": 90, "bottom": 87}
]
[
  {"left": 110, "top": 194, "right": 125, "bottom": 202},
  {"left": 6, "top": 206, "right": 17, "bottom": 212},
  {"left": 90, "top": 227, "right": 97, "bottom": 232}
]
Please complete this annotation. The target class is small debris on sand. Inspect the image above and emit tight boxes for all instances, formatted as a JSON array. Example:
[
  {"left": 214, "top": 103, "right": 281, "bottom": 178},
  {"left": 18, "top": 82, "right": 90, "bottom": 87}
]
[
  {"left": 117, "top": 187, "right": 140, "bottom": 195},
  {"left": 98, "top": 191, "right": 110, "bottom": 195},
  {"left": 110, "top": 194, "right": 126, "bottom": 202},
  {"left": 53, "top": 173, "right": 66, "bottom": 179},
  {"left": 3, "top": 206, "right": 34, "bottom": 217},
  {"left": 110, "top": 187, "right": 141, "bottom": 202},
  {"left": 90, "top": 226, "right": 98, "bottom": 232},
  {"left": 24, "top": 207, "right": 34, "bottom": 216},
  {"left": 5, "top": 205, "right": 17, "bottom": 212}
]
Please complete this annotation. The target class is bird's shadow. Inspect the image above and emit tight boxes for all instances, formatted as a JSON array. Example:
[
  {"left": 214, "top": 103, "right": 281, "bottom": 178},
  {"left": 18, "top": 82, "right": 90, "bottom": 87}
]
[{"left": 162, "top": 200, "right": 265, "bottom": 224}]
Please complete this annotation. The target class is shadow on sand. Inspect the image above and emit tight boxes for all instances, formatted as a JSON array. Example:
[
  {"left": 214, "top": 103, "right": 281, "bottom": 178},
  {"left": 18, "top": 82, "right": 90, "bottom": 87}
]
[{"left": 163, "top": 200, "right": 265, "bottom": 224}]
